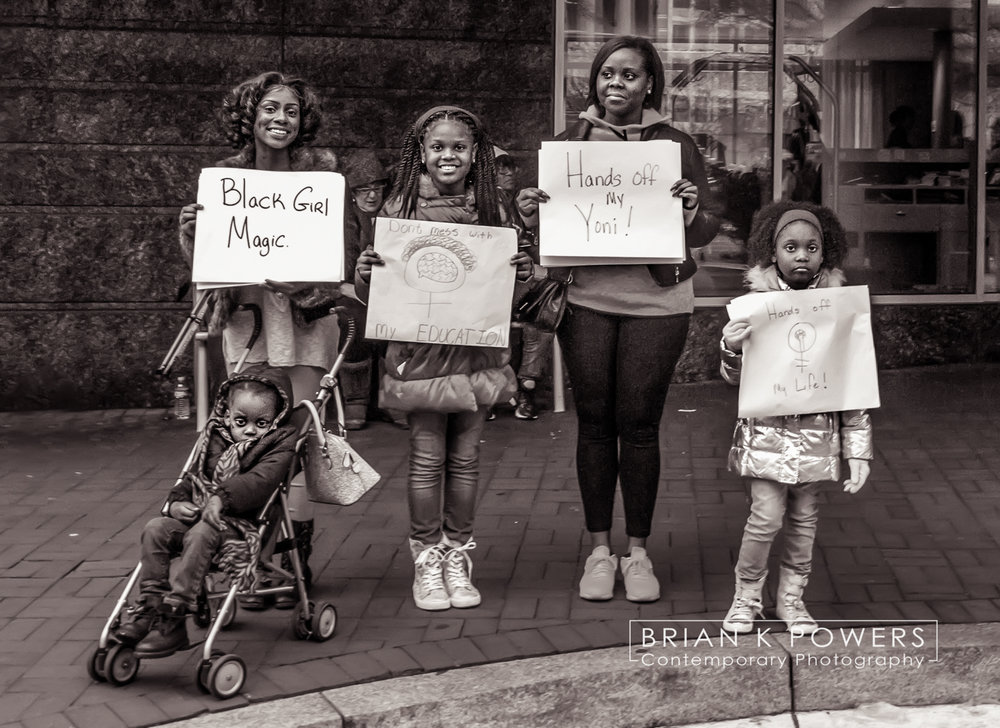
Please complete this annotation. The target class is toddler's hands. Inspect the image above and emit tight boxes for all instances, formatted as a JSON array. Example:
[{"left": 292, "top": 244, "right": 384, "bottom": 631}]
[
  {"left": 515, "top": 187, "right": 549, "bottom": 224},
  {"left": 511, "top": 251, "right": 534, "bottom": 281},
  {"left": 843, "top": 458, "right": 870, "bottom": 494},
  {"left": 202, "top": 495, "right": 226, "bottom": 531},
  {"left": 170, "top": 501, "right": 201, "bottom": 525},
  {"left": 356, "top": 247, "right": 383, "bottom": 283},
  {"left": 179, "top": 203, "right": 202, "bottom": 239},
  {"left": 722, "top": 319, "right": 752, "bottom": 352},
  {"left": 671, "top": 179, "right": 700, "bottom": 226}
]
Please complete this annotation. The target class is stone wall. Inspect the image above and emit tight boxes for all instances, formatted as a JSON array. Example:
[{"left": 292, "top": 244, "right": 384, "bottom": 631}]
[
  {"left": 1, "top": 1, "right": 553, "bottom": 410},
  {"left": 3, "top": 2, "right": 998, "bottom": 410}
]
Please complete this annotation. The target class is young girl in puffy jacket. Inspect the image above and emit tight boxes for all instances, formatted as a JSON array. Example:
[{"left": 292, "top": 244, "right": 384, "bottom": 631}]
[
  {"left": 355, "top": 106, "right": 533, "bottom": 610},
  {"left": 720, "top": 200, "right": 873, "bottom": 636}
]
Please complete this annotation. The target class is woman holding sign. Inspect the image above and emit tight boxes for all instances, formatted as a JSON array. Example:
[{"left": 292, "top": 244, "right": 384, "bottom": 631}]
[
  {"left": 516, "top": 36, "right": 719, "bottom": 603},
  {"left": 178, "top": 71, "right": 358, "bottom": 607}
]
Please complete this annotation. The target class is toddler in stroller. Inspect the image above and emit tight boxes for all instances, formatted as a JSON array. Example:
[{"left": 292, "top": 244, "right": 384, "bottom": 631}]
[{"left": 89, "top": 363, "right": 338, "bottom": 698}]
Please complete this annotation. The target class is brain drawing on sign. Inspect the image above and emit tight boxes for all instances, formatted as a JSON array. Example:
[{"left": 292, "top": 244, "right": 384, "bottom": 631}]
[{"left": 403, "top": 235, "right": 477, "bottom": 307}]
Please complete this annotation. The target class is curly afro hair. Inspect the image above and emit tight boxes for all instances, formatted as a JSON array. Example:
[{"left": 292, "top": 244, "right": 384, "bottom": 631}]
[
  {"left": 745, "top": 199, "right": 847, "bottom": 270},
  {"left": 219, "top": 71, "right": 322, "bottom": 155}
]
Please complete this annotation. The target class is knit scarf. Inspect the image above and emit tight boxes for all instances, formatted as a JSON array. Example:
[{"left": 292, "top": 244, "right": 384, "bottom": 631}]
[{"left": 188, "top": 416, "right": 271, "bottom": 592}]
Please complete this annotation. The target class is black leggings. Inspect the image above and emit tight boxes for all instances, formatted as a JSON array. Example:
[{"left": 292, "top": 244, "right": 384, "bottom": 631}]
[{"left": 558, "top": 305, "right": 690, "bottom": 538}]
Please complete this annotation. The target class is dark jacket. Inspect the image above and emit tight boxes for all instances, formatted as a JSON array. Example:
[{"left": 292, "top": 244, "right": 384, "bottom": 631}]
[
  {"left": 557, "top": 117, "right": 721, "bottom": 286},
  {"left": 166, "top": 365, "right": 297, "bottom": 519}
]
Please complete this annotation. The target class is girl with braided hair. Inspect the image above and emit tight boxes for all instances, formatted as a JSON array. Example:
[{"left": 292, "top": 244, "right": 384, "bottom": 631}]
[{"left": 355, "top": 105, "right": 534, "bottom": 611}]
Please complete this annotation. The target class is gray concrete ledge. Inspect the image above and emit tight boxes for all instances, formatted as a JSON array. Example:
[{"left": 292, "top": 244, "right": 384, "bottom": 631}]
[{"left": 158, "top": 622, "right": 1000, "bottom": 728}]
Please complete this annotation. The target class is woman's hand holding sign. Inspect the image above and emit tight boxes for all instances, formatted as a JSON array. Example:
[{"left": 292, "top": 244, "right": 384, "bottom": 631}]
[
  {"left": 510, "top": 250, "right": 534, "bottom": 281},
  {"left": 515, "top": 187, "right": 550, "bottom": 226},
  {"left": 671, "top": 178, "right": 700, "bottom": 227},
  {"left": 355, "top": 246, "right": 384, "bottom": 284},
  {"left": 179, "top": 203, "right": 203, "bottom": 239}
]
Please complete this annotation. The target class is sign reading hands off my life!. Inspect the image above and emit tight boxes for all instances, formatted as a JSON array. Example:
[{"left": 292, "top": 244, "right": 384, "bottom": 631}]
[
  {"left": 726, "top": 286, "right": 880, "bottom": 418},
  {"left": 537, "top": 140, "right": 685, "bottom": 266},
  {"left": 191, "top": 168, "right": 345, "bottom": 289},
  {"left": 364, "top": 217, "right": 518, "bottom": 348}
]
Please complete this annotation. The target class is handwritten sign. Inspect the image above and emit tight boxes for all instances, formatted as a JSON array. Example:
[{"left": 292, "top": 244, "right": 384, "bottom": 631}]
[
  {"left": 537, "top": 140, "right": 685, "bottom": 266},
  {"left": 365, "top": 217, "right": 517, "bottom": 348},
  {"left": 726, "top": 286, "right": 880, "bottom": 418},
  {"left": 191, "top": 168, "right": 345, "bottom": 289}
]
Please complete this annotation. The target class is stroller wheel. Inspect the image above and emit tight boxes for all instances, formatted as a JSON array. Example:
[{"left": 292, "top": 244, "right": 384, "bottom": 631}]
[
  {"left": 196, "top": 650, "right": 225, "bottom": 694},
  {"left": 207, "top": 654, "right": 246, "bottom": 700},
  {"left": 310, "top": 601, "right": 337, "bottom": 642},
  {"left": 105, "top": 644, "right": 140, "bottom": 686},
  {"left": 86, "top": 646, "right": 108, "bottom": 683}
]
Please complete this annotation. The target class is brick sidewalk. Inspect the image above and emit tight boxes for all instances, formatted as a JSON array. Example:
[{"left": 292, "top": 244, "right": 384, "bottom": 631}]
[{"left": 1, "top": 364, "right": 998, "bottom": 727}]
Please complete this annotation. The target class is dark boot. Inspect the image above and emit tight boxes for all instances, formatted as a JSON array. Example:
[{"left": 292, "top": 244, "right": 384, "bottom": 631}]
[
  {"left": 276, "top": 519, "right": 314, "bottom": 609},
  {"left": 134, "top": 602, "right": 190, "bottom": 658},
  {"left": 339, "top": 360, "right": 372, "bottom": 430},
  {"left": 114, "top": 593, "right": 162, "bottom": 645}
]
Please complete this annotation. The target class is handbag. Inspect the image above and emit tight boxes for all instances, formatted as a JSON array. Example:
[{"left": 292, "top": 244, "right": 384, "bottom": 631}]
[
  {"left": 300, "top": 399, "right": 381, "bottom": 506},
  {"left": 512, "top": 269, "right": 572, "bottom": 333}
]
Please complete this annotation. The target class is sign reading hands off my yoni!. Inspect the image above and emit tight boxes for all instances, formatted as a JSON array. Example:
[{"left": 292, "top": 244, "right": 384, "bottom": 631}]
[
  {"left": 364, "top": 218, "right": 518, "bottom": 348},
  {"left": 537, "top": 140, "right": 685, "bottom": 266},
  {"left": 191, "top": 168, "right": 345, "bottom": 289},
  {"left": 726, "top": 286, "right": 880, "bottom": 418}
]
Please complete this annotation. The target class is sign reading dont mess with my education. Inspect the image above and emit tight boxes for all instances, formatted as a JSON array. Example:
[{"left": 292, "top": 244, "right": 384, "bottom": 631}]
[
  {"left": 537, "top": 140, "right": 685, "bottom": 266},
  {"left": 191, "top": 168, "right": 345, "bottom": 289},
  {"left": 365, "top": 217, "right": 517, "bottom": 348}
]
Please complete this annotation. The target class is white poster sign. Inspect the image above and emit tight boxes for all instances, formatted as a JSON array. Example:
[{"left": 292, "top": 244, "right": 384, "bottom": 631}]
[
  {"left": 191, "top": 168, "right": 345, "bottom": 288},
  {"left": 726, "top": 286, "right": 881, "bottom": 418},
  {"left": 537, "top": 140, "right": 685, "bottom": 266},
  {"left": 365, "top": 218, "right": 517, "bottom": 348}
]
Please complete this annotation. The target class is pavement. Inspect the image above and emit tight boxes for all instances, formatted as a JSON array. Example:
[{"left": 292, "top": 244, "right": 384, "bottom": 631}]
[{"left": 1, "top": 362, "right": 999, "bottom": 727}]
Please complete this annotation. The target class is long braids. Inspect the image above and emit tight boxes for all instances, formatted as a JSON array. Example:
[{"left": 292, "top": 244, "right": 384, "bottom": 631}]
[{"left": 389, "top": 108, "right": 503, "bottom": 226}]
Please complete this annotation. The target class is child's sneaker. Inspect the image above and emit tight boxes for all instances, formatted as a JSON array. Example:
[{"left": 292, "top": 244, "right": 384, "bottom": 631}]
[
  {"left": 619, "top": 547, "right": 660, "bottom": 602},
  {"left": 411, "top": 543, "right": 450, "bottom": 611},
  {"left": 134, "top": 601, "right": 190, "bottom": 658},
  {"left": 443, "top": 541, "right": 481, "bottom": 608},
  {"left": 722, "top": 577, "right": 765, "bottom": 634},
  {"left": 114, "top": 594, "right": 161, "bottom": 645},
  {"left": 776, "top": 567, "right": 818, "bottom": 635},
  {"left": 579, "top": 546, "right": 618, "bottom": 600}
]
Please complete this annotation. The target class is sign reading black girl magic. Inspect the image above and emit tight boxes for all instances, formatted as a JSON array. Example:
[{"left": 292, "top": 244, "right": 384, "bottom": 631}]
[
  {"left": 537, "top": 141, "right": 686, "bottom": 266},
  {"left": 191, "top": 168, "right": 345, "bottom": 289}
]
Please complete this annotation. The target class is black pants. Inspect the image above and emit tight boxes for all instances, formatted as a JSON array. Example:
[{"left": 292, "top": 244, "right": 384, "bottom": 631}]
[{"left": 558, "top": 305, "right": 690, "bottom": 538}]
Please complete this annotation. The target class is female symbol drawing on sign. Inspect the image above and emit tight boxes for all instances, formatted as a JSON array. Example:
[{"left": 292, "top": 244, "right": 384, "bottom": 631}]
[
  {"left": 788, "top": 321, "right": 816, "bottom": 371},
  {"left": 402, "top": 233, "right": 478, "bottom": 317}
]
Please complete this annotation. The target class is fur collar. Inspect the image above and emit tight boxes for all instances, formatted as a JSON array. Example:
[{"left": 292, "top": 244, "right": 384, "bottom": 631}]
[{"left": 744, "top": 265, "right": 846, "bottom": 293}]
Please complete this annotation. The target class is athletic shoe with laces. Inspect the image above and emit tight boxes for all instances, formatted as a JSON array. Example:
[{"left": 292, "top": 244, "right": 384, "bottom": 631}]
[
  {"left": 412, "top": 543, "right": 450, "bottom": 611},
  {"left": 514, "top": 388, "right": 538, "bottom": 420},
  {"left": 722, "top": 594, "right": 764, "bottom": 634},
  {"left": 443, "top": 540, "right": 481, "bottom": 608},
  {"left": 579, "top": 545, "right": 618, "bottom": 600},
  {"left": 619, "top": 546, "right": 660, "bottom": 602}
]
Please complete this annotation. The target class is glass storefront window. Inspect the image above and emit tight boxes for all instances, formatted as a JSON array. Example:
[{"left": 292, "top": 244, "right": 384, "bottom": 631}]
[
  {"left": 801, "top": 1, "right": 977, "bottom": 295},
  {"left": 558, "top": 0, "right": 994, "bottom": 299}
]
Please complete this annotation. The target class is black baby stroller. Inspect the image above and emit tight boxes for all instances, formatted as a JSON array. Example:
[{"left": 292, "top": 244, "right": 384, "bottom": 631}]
[{"left": 87, "top": 306, "right": 358, "bottom": 699}]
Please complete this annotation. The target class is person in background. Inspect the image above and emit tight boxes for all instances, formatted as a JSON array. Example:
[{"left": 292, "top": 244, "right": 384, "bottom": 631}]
[
  {"left": 515, "top": 35, "right": 720, "bottom": 604},
  {"left": 885, "top": 105, "right": 915, "bottom": 149},
  {"left": 178, "top": 71, "right": 359, "bottom": 607},
  {"left": 340, "top": 151, "right": 390, "bottom": 430},
  {"left": 495, "top": 147, "right": 553, "bottom": 421}
]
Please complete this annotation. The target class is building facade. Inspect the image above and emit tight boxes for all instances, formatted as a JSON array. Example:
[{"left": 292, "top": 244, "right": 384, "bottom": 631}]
[{"left": 3, "top": 1, "right": 999, "bottom": 410}]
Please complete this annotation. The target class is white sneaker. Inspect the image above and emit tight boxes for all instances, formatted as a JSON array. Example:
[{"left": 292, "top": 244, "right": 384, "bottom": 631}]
[
  {"left": 579, "top": 546, "right": 618, "bottom": 600},
  {"left": 443, "top": 540, "right": 481, "bottom": 608},
  {"left": 412, "top": 543, "right": 450, "bottom": 611},
  {"left": 620, "top": 547, "right": 660, "bottom": 602}
]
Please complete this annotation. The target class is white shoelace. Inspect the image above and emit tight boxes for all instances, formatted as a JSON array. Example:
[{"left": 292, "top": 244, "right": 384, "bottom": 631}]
[
  {"left": 444, "top": 540, "right": 477, "bottom": 589},
  {"left": 414, "top": 544, "right": 447, "bottom": 593}
]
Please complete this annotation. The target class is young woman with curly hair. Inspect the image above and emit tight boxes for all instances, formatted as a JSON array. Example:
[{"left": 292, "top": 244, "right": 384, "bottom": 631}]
[{"left": 177, "top": 71, "right": 359, "bottom": 607}]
